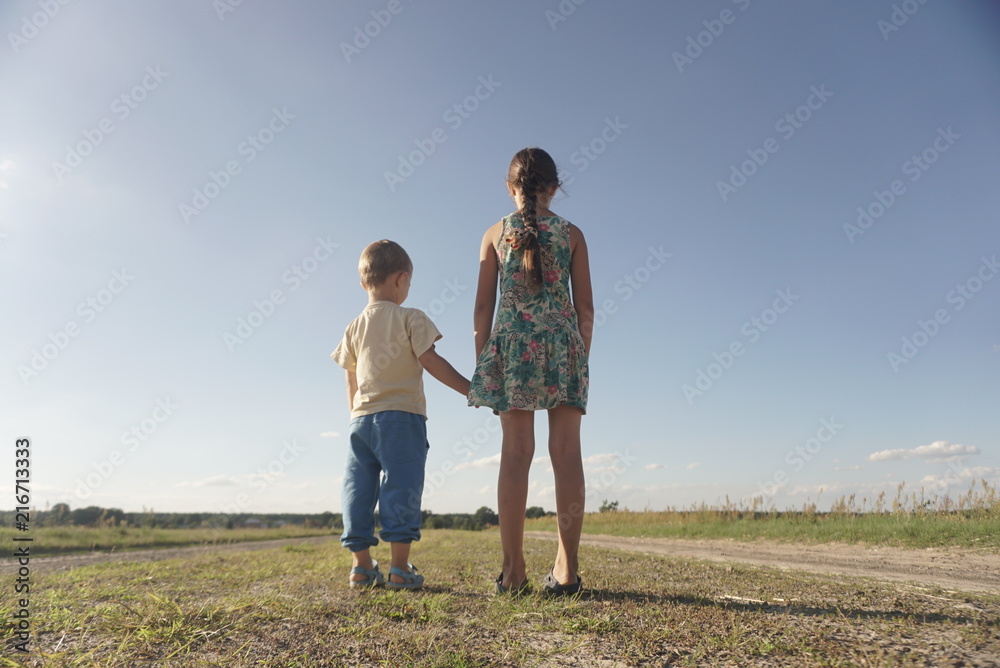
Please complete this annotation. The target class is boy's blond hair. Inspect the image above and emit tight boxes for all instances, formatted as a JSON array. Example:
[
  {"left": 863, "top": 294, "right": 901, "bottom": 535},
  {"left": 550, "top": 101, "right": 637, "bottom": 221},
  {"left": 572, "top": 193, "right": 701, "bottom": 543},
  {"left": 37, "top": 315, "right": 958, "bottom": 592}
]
[{"left": 359, "top": 240, "right": 412, "bottom": 288}]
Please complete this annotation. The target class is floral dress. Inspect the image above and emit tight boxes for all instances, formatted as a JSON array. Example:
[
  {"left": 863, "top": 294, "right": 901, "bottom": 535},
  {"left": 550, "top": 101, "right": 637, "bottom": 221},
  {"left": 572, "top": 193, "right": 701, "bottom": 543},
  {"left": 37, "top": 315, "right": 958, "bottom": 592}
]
[{"left": 468, "top": 213, "right": 589, "bottom": 413}]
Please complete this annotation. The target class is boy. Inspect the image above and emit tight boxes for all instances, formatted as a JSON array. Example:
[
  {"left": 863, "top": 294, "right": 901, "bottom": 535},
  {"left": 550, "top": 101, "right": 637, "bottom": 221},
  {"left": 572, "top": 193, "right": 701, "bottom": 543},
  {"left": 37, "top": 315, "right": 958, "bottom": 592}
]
[{"left": 331, "top": 240, "right": 470, "bottom": 589}]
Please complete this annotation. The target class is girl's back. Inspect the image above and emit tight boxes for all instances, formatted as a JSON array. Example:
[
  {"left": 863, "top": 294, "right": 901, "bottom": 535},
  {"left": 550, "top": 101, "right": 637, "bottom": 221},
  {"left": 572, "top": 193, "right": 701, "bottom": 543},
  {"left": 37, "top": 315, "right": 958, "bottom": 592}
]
[{"left": 494, "top": 213, "right": 578, "bottom": 336}]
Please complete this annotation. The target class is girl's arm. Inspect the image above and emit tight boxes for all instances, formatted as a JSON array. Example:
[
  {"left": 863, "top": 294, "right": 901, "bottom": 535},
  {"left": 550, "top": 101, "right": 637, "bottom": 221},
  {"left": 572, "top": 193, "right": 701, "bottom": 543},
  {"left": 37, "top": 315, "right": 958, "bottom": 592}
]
[
  {"left": 569, "top": 224, "right": 595, "bottom": 354},
  {"left": 473, "top": 224, "right": 500, "bottom": 360},
  {"left": 345, "top": 370, "right": 358, "bottom": 414}
]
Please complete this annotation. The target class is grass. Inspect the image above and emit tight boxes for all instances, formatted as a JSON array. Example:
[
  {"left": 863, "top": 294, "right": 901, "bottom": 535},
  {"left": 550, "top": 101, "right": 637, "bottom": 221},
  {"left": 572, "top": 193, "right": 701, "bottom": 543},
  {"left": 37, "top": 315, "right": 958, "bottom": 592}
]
[
  {"left": 0, "top": 526, "right": 331, "bottom": 557},
  {"left": 527, "top": 480, "right": 1000, "bottom": 550},
  {"left": 2, "top": 530, "right": 998, "bottom": 666}
]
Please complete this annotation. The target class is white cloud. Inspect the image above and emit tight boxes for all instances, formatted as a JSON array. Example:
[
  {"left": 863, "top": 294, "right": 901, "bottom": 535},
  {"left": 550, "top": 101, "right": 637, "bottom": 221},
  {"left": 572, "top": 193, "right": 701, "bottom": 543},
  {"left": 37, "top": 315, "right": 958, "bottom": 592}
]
[
  {"left": 686, "top": 462, "right": 700, "bottom": 470},
  {"left": 921, "top": 466, "right": 1000, "bottom": 490},
  {"left": 320, "top": 431, "right": 341, "bottom": 438},
  {"left": 582, "top": 453, "right": 620, "bottom": 466},
  {"left": 477, "top": 485, "right": 493, "bottom": 495},
  {"left": 455, "top": 453, "right": 502, "bottom": 470},
  {"left": 535, "top": 484, "right": 556, "bottom": 498},
  {"left": 645, "top": 463, "right": 665, "bottom": 470},
  {"left": 248, "top": 471, "right": 287, "bottom": 484},
  {"left": 834, "top": 465, "right": 863, "bottom": 472},
  {"left": 0, "top": 158, "right": 12, "bottom": 190},
  {"left": 867, "top": 440, "right": 980, "bottom": 462},
  {"left": 177, "top": 474, "right": 240, "bottom": 487}
]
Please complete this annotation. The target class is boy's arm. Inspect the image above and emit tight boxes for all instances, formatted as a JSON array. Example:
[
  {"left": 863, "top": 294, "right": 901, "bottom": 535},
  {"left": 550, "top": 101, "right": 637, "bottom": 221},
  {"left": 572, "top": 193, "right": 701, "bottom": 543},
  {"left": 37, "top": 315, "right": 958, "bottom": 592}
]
[
  {"left": 345, "top": 370, "right": 358, "bottom": 414},
  {"left": 419, "top": 345, "right": 471, "bottom": 396}
]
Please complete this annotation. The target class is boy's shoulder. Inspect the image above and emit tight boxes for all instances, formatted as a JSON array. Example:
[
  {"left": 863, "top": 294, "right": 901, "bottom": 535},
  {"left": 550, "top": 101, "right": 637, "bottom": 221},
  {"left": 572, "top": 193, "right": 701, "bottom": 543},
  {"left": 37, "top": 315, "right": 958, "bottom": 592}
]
[{"left": 345, "top": 302, "right": 435, "bottom": 332}]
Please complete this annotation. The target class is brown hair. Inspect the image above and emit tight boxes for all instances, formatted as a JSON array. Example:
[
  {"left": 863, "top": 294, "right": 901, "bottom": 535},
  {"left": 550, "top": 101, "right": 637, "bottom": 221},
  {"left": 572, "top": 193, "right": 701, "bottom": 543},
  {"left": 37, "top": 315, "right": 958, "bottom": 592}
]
[
  {"left": 506, "top": 147, "right": 560, "bottom": 289},
  {"left": 358, "top": 240, "right": 412, "bottom": 288}
]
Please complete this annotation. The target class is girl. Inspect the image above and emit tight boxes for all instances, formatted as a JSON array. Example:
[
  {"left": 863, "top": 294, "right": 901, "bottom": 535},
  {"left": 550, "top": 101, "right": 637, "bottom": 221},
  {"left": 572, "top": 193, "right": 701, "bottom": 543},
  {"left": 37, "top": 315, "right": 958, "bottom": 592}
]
[{"left": 468, "top": 147, "right": 594, "bottom": 595}]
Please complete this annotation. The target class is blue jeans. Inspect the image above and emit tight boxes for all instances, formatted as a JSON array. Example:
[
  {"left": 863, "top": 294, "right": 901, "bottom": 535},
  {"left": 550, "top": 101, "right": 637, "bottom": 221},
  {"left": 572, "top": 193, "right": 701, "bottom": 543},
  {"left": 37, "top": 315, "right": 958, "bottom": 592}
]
[{"left": 341, "top": 410, "right": 428, "bottom": 552}]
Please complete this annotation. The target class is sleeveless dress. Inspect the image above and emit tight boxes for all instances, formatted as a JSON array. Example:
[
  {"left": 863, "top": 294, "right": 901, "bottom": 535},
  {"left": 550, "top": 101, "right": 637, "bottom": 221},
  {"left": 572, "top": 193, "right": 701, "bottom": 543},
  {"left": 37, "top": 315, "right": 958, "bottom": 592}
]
[{"left": 468, "top": 213, "right": 589, "bottom": 413}]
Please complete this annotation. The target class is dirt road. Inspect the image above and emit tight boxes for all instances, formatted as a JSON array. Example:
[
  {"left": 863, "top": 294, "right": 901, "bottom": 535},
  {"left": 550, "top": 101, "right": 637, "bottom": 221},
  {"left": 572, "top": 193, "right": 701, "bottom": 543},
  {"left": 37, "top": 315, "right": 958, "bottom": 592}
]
[
  {"left": 527, "top": 532, "right": 1000, "bottom": 595},
  {"left": 11, "top": 532, "right": 1000, "bottom": 595}
]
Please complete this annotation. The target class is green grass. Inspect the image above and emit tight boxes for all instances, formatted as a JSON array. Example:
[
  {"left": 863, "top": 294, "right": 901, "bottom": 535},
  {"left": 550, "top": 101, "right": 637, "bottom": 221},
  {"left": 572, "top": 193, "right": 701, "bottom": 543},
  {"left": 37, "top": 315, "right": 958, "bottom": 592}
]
[
  {"left": 0, "top": 526, "right": 332, "bottom": 557},
  {"left": 527, "top": 479, "right": 1000, "bottom": 549},
  {"left": 2, "top": 530, "right": 998, "bottom": 666}
]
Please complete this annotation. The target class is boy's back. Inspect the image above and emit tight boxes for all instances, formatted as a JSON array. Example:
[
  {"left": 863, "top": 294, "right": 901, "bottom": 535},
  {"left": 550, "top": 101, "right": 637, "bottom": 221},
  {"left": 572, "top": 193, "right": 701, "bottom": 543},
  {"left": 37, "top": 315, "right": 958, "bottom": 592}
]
[{"left": 332, "top": 301, "right": 441, "bottom": 419}]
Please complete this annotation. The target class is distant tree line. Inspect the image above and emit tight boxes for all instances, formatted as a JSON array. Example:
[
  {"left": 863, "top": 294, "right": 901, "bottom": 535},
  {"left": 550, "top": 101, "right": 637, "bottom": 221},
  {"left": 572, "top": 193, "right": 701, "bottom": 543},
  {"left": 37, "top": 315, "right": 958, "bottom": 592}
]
[
  {"left": 1, "top": 504, "right": 555, "bottom": 531},
  {"left": 0, "top": 504, "right": 344, "bottom": 530}
]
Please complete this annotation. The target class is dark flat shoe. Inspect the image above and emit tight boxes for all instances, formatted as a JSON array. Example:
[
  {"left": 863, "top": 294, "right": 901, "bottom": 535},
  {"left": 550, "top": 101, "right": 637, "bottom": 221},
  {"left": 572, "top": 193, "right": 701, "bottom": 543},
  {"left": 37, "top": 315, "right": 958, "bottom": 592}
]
[
  {"left": 495, "top": 572, "right": 530, "bottom": 596},
  {"left": 542, "top": 569, "right": 582, "bottom": 596}
]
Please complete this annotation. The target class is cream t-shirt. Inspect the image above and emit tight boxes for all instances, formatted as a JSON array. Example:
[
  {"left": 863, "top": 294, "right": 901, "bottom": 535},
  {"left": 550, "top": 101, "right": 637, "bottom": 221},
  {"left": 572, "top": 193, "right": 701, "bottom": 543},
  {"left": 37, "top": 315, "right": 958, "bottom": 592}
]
[{"left": 331, "top": 301, "right": 442, "bottom": 419}]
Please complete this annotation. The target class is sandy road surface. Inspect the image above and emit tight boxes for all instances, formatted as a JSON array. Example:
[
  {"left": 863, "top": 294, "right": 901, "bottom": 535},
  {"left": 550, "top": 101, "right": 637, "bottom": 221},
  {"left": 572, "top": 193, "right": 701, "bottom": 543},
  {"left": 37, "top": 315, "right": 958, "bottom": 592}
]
[
  {"left": 528, "top": 531, "right": 1000, "bottom": 595},
  {"left": 6, "top": 533, "right": 999, "bottom": 595}
]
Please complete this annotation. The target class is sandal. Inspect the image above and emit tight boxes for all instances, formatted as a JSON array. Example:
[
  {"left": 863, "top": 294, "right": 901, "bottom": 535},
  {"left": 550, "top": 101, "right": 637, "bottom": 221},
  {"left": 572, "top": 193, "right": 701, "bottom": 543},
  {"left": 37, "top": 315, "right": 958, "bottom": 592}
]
[
  {"left": 495, "top": 573, "right": 531, "bottom": 596},
  {"left": 542, "top": 569, "right": 582, "bottom": 596},
  {"left": 349, "top": 560, "right": 385, "bottom": 588},
  {"left": 386, "top": 563, "right": 424, "bottom": 590}
]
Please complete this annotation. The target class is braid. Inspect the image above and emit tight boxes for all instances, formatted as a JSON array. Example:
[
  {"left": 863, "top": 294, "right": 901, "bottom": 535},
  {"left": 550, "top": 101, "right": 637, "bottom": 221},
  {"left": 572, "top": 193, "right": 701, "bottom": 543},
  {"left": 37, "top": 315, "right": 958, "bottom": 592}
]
[
  {"left": 505, "top": 148, "right": 559, "bottom": 290},
  {"left": 518, "top": 177, "right": 543, "bottom": 289}
]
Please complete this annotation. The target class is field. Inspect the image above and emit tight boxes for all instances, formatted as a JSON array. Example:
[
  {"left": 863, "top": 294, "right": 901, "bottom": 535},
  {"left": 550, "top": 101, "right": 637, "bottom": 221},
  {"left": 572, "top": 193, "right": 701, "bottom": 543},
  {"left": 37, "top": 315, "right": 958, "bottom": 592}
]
[
  {"left": 0, "top": 526, "right": 331, "bottom": 558},
  {"left": 2, "top": 483, "right": 998, "bottom": 666},
  {"left": 526, "top": 481, "right": 1000, "bottom": 549},
  {"left": 2, "top": 527, "right": 999, "bottom": 667}
]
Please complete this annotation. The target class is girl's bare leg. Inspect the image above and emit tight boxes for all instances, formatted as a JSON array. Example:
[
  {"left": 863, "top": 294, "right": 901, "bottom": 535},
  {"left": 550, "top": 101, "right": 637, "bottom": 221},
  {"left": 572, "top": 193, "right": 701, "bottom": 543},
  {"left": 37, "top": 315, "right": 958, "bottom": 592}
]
[
  {"left": 547, "top": 405, "right": 585, "bottom": 584},
  {"left": 497, "top": 410, "right": 535, "bottom": 589}
]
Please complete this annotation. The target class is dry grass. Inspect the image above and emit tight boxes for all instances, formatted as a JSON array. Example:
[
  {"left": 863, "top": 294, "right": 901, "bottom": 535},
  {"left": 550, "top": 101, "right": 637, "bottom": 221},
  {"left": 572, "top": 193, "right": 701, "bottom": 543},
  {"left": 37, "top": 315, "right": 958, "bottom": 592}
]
[
  {"left": 0, "top": 526, "right": 331, "bottom": 557},
  {"left": 2, "top": 530, "right": 998, "bottom": 666},
  {"left": 527, "top": 480, "right": 1000, "bottom": 549}
]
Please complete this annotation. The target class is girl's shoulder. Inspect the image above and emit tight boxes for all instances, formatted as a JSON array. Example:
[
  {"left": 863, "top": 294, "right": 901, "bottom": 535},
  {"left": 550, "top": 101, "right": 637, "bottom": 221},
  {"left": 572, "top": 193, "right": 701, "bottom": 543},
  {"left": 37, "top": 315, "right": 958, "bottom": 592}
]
[{"left": 506, "top": 211, "right": 573, "bottom": 226}]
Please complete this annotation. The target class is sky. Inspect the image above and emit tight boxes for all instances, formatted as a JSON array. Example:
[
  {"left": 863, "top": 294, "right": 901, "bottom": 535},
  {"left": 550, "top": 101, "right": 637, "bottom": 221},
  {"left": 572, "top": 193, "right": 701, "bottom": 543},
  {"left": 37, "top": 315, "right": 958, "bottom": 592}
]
[{"left": 2, "top": 1, "right": 998, "bottom": 517}]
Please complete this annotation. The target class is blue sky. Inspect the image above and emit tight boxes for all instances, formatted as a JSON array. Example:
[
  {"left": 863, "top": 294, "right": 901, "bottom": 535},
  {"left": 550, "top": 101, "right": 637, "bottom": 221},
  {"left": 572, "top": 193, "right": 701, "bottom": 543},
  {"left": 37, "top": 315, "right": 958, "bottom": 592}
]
[{"left": 3, "top": 1, "right": 998, "bottom": 516}]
